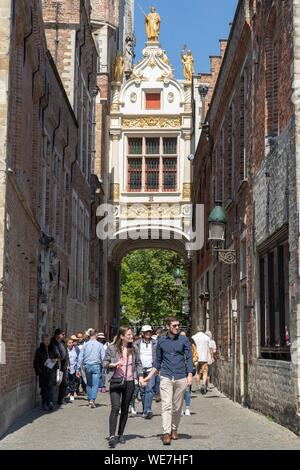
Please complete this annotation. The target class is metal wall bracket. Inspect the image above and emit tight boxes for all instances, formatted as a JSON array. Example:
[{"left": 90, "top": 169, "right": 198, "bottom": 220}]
[{"left": 217, "top": 249, "right": 237, "bottom": 265}]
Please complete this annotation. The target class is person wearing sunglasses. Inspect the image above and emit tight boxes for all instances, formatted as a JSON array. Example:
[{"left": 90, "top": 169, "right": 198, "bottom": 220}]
[{"left": 143, "top": 317, "right": 193, "bottom": 445}]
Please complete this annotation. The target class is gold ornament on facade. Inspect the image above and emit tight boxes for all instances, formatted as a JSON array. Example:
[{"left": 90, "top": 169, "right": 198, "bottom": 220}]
[
  {"left": 123, "top": 116, "right": 181, "bottom": 129},
  {"left": 141, "top": 5, "right": 161, "bottom": 42},
  {"left": 111, "top": 183, "right": 120, "bottom": 201},
  {"left": 182, "top": 183, "right": 192, "bottom": 200},
  {"left": 111, "top": 103, "right": 120, "bottom": 112},
  {"left": 157, "top": 70, "right": 173, "bottom": 82},
  {"left": 181, "top": 47, "right": 194, "bottom": 82},
  {"left": 124, "top": 203, "right": 181, "bottom": 219},
  {"left": 148, "top": 58, "right": 157, "bottom": 68},
  {"left": 131, "top": 69, "right": 148, "bottom": 81},
  {"left": 161, "top": 50, "right": 169, "bottom": 64},
  {"left": 125, "top": 204, "right": 148, "bottom": 218},
  {"left": 111, "top": 51, "right": 125, "bottom": 83}
]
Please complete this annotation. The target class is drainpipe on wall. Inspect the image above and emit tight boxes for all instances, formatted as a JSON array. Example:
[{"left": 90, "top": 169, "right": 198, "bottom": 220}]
[
  {"left": 293, "top": 0, "right": 300, "bottom": 427},
  {"left": 0, "top": 1, "right": 13, "bottom": 365},
  {"left": 55, "top": 1, "right": 61, "bottom": 64},
  {"left": 232, "top": 298, "right": 238, "bottom": 402}
]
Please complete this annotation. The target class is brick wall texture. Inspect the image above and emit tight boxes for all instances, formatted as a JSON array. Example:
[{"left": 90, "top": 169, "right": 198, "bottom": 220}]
[
  {"left": 193, "top": 0, "right": 300, "bottom": 434},
  {"left": 0, "top": 0, "right": 101, "bottom": 437}
]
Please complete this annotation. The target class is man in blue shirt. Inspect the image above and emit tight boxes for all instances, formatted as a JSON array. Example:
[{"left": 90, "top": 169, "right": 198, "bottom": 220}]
[
  {"left": 143, "top": 317, "right": 193, "bottom": 445},
  {"left": 77, "top": 329, "right": 105, "bottom": 408}
]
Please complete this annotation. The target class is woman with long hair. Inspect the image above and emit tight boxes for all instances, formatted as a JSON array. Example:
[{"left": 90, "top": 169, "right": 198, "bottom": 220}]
[{"left": 103, "top": 326, "right": 143, "bottom": 448}]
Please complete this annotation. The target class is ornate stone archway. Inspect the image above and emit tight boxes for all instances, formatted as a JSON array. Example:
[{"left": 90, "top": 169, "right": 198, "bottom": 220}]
[{"left": 107, "top": 232, "right": 192, "bottom": 335}]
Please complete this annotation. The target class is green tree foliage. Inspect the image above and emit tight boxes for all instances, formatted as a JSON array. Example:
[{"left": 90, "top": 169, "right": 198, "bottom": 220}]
[{"left": 121, "top": 249, "right": 189, "bottom": 327}]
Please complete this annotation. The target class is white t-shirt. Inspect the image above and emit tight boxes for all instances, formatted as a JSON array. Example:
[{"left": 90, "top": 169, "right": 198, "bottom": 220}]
[
  {"left": 192, "top": 332, "right": 210, "bottom": 363},
  {"left": 140, "top": 340, "right": 153, "bottom": 369},
  {"left": 208, "top": 339, "right": 217, "bottom": 365}
]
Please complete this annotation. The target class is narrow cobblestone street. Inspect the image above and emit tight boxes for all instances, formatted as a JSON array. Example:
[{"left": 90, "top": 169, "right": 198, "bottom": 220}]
[
  {"left": 1, "top": 387, "right": 300, "bottom": 450},
  {"left": 2, "top": 0, "right": 300, "bottom": 446}
]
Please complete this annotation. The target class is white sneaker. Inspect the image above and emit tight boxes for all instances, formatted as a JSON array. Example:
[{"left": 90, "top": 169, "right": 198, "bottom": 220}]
[
  {"left": 185, "top": 408, "right": 191, "bottom": 416},
  {"left": 130, "top": 406, "right": 137, "bottom": 415},
  {"left": 181, "top": 409, "right": 184, "bottom": 416},
  {"left": 70, "top": 395, "right": 75, "bottom": 402}
]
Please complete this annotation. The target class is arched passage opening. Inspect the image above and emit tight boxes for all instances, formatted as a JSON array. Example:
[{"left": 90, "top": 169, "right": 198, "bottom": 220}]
[
  {"left": 120, "top": 248, "right": 191, "bottom": 333},
  {"left": 105, "top": 235, "right": 192, "bottom": 338}
]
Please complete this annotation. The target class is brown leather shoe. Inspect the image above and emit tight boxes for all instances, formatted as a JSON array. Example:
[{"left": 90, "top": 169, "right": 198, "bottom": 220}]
[
  {"left": 171, "top": 430, "right": 179, "bottom": 440},
  {"left": 162, "top": 433, "right": 171, "bottom": 445}
]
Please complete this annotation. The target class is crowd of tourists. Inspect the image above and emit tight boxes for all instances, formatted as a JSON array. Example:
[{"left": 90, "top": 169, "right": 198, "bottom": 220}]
[{"left": 33, "top": 320, "right": 216, "bottom": 446}]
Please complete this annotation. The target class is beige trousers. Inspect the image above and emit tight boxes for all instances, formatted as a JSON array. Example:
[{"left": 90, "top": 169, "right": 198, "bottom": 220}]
[{"left": 160, "top": 376, "right": 187, "bottom": 434}]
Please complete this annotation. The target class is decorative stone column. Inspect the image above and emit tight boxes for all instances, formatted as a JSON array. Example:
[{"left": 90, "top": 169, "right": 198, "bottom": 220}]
[
  {"left": 111, "top": 81, "right": 121, "bottom": 113},
  {"left": 183, "top": 132, "right": 193, "bottom": 201},
  {"left": 183, "top": 80, "right": 193, "bottom": 113},
  {"left": 110, "top": 133, "right": 121, "bottom": 202}
]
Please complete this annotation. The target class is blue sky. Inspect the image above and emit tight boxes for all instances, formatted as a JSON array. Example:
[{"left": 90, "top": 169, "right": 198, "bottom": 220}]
[{"left": 134, "top": 0, "right": 238, "bottom": 78}]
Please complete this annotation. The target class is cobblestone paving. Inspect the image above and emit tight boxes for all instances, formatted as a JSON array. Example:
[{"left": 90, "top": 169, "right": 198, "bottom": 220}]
[{"left": 1, "top": 388, "right": 300, "bottom": 450}]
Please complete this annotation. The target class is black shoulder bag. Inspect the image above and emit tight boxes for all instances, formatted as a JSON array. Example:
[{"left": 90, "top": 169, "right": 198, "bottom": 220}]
[{"left": 110, "top": 351, "right": 129, "bottom": 391}]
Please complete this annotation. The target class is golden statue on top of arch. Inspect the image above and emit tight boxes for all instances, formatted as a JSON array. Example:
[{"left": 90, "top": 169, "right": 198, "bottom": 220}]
[
  {"left": 140, "top": 5, "right": 161, "bottom": 42},
  {"left": 111, "top": 50, "right": 125, "bottom": 83},
  {"left": 181, "top": 48, "right": 194, "bottom": 82}
]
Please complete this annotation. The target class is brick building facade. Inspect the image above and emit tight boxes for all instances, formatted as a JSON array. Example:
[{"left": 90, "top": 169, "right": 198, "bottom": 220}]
[
  {"left": 90, "top": 0, "right": 135, "bottom": 339},
  {"left": 192, "top": 0, "right": 300, "bottom": 433},
  {"left": 42, "top": 0, "right": 100, "bottom": 335},
  {"left": 0, "top": 0, "right": 102, "bottom": 436},
  {"left": 193, "top": 39, "right": 227, "bottom": 147}
]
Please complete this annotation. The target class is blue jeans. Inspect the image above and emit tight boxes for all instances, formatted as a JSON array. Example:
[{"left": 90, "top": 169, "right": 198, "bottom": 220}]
[
  {"left": 141, "top": 371, "right": 155, "bottom": 414},
  {"left": 98, "top": 366, "right": 105, "bottom": 388},
  {"left": 130, "top": 383, "right": 140, "bottom": 407},
  {"left": 85, "top": 364, "right": 100, "bottom": 401},
  {"left": 184, "top": 385, "right": 191, "bottom": 407}
]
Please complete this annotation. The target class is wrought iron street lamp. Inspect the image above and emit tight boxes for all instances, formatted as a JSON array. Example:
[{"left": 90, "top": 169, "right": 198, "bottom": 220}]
[{"left": 208, "top": 201, "right": 236, "bottom": 265}]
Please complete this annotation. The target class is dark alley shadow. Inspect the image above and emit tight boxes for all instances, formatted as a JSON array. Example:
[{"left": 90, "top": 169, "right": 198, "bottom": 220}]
[
  {"left": 145, "top": 433, "right": 192, "bottom": 440},
  {"left": 203, "top": 396, "right": 227, "bottom": 399},
  {"left": 0, "top": 396, "right": 109, "bottom": 441},
  {"left": 128, "top": 414, "right": 161, "bottom": 418},
  {"left": 0, "top": 405, "right": 60, "bottom": 441},
  {"left": 118, "top": 434, "right": 146, "bottom": 442}
]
